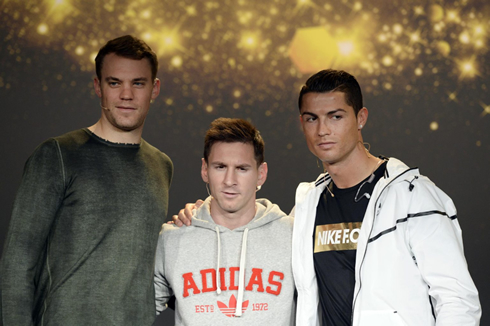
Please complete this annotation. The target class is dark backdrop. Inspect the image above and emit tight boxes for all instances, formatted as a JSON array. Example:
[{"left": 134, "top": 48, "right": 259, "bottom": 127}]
[{"left": 1, "top": 1, "right": 488, "bottom": 324}]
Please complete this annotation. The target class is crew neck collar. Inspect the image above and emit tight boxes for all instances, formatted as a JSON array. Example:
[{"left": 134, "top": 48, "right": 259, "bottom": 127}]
[{"left": 84, "top": 128, "right": 142, "bottom": 148}]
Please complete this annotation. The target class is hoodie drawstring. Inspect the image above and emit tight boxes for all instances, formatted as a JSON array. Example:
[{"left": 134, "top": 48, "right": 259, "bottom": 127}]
[
  {"left": 235, "top": 228, "right": 249, "bottom": 317},
  {"left": 215, "top": 226, "right": 221, "bottom": 295}
]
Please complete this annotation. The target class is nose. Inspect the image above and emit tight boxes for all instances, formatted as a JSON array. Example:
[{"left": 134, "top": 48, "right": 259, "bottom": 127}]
[
  {"left": 223, "top": 168, "right": 237, "bottom": 187},
  {"left": 120, "top": 84, "right": 134, "bottom": 100},
  {"left": 318, "top": 119, "right": 331, "bottom": 136}
]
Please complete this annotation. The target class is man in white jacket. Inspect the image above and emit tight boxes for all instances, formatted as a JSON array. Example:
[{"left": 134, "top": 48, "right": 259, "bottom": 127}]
[{"left": 292, "top": 69, "right": 481, "bottom": 325}]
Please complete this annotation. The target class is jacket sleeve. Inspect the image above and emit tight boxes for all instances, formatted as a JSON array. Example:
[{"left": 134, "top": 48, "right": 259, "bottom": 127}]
[
  {"left": 0, "top": 139, "right": 65, "bottom": 325},
  {"left": 407, "top": 178, "right": 481, "bottom": 325},
  {"left": 154, "top": 229, "right": 173, "bottom": 315}
]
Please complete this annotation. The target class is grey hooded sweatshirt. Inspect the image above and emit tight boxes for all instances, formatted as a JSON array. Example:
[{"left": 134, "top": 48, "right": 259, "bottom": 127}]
[{"left": 154, "top": 197, "right": 295, "bottom": 325}]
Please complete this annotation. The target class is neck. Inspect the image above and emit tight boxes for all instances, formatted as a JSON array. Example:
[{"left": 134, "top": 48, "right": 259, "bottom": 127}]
[
  {"left": 210, "top": 199, "right": 256, "bottom": 230},
  {"left": 88, "top": 120, "right": 142, "bottom": 144},
  {"left": 323, "top": 145, "right": 381, "bottom": 189}
]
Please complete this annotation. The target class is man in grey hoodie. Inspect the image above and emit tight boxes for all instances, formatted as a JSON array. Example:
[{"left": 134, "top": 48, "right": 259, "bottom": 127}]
[{"left": 154, "top": 118, "right": 295, "bottom": 325}]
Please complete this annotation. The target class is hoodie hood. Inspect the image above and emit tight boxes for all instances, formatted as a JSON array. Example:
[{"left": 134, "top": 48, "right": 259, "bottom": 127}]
[{"left": 192, "top": 196, "right": 287, "bottom": 232}]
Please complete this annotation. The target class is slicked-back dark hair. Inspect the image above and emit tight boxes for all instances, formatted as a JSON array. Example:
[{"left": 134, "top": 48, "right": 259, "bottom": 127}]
[
  {"left": 95, "top": 35, "right": 158, "bottom": 81},
  {"left": 298, "top": 69, "right": 363, "bottom": 115},
  {"left": 204, "top": 118, "right": 265, "bottom": 166}
]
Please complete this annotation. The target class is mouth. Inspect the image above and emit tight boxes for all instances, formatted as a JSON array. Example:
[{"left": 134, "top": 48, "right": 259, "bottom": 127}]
[
  {"left": 222, "top": 191, "right": 239, "bottom": 198},
  {"left": 318, "top": 141, "right": 335, "bottom": 149},
  {"left": 117, "top": 106, "right": 137, "bottom": 111}
]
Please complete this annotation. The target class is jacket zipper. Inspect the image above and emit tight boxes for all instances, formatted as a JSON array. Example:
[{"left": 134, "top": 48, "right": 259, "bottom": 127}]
[{"left": 350, "top": 167, "right": 417, "bottom": 324}]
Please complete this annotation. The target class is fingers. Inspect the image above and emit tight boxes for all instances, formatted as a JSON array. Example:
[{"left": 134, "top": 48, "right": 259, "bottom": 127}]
[
  {"left": 180, "top": 207, "right": 192, "bottom": 226},
  {"left": 195, "top": 199, "right": 204, "bottom": 208},
  {"left": 172, "top": 214, "right": 183, "bottom": 227},
  {"left": 183, "top": 204, "right": 195, "bottom": 225},
  {"left": 173, "top": 199, "right": 204, "bottom": 227}
]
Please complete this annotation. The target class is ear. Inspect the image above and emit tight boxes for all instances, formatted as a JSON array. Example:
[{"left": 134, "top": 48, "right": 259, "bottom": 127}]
[
  {"left": 357, "top": 107, "right": 368, "bottom": 130},
  {"left": 201, "top": 158, "right": 209, "bottom": 183},
  {"left": 257, "top": 162, "right": 268, "bottom": 187},
  {"left": 298, "top": 114, "right": 305, "bottom": 133},
  {"left": 151, "top": 78, "right": 161, "bottom": 100},
  {"left": 94, "top": 78, "right": 102, "bottom": 98}
]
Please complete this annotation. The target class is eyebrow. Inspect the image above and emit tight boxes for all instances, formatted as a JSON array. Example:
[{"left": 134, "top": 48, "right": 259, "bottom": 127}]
[
  {"left": 235, "top": 163, "right": 252, "bottom": 169},
  {"left": 326, "top": 109, "right": 347, "bottom": 115},
  {"left": 105, "top": 76, "right": 149, "bottom": 82},
  {"left": 301, "top": 111, "right": 318, "bottom": 118},
  {"left": 301, "top": 108, "right": 347, "bottom": 117},
  {"left": 210, "top": 161, "right": 253, "bottom": 168}
]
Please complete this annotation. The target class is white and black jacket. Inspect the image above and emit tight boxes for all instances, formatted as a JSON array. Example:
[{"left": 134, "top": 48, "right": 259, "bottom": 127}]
[{"left": 291, "top": 157, "right": 481, "bottom": 325}]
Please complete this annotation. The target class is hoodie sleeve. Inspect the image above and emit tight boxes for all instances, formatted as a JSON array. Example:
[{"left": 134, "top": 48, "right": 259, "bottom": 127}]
[
  {"left": 154, "top": 228, "right": 173, "bottom": 315},
  {"left": 406, "top": 177, "right": 481, "bottom": 325}
]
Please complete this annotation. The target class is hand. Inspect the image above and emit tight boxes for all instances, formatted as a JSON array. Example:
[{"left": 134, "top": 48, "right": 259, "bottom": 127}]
[{"left": 171, "top": 199, "right": 204, "bottom": 227}]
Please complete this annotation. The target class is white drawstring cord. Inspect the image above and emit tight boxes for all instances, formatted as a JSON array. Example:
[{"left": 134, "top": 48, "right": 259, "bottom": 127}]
[
  {"left": 215, "top": 226, "right": 221, "bottom": 295},
  {"left": 235, "top": 228, "right": 249, "bottom": 317}
]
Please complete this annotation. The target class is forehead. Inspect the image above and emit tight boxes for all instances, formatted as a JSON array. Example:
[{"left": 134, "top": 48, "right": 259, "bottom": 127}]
[
  {"left": 100, "top": 53, "right": 152, "bottom": 78},
  {"left": 301, "top": 91, "right": 354, "bottom": 114},
  {"left": 208, "top": 141, "right": 256, "bottom": 164}
]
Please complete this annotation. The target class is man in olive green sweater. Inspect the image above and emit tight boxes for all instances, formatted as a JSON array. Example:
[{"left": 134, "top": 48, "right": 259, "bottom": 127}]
[{"left": 0, "top": 35, "right": 173, "bottom": 325}]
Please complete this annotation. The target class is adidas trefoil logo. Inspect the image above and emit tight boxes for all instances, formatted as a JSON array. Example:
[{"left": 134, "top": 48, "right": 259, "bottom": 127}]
[{"left": 217, "top": 294, "right": 249, "bottom": 317}]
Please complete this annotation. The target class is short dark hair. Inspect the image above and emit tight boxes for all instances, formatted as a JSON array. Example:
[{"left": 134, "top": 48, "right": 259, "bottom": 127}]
[
  {"left": 95, "top": 35, "right": 158, "bottom": 81},
  {"left": 204, "top": 118, "right": 265, "bottom": 166},
  {"left": 298, "top": 69, "right": 363, "bottom": 115}
]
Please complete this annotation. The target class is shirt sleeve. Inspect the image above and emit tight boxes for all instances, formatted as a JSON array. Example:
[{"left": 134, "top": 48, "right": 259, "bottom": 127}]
[
  {"left": 407, "top": 178, "right": 481, "bottom": 325},
  {"left": 0, "top": 139, "right": 65, "bottom": 325},
  {"left": 154, "top": 228, "right": 173, "bottom": 315}
]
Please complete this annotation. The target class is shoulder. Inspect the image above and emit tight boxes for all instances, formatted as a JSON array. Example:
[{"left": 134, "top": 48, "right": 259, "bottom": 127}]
[
  {"left": 161, "top": 222, "right": 182, "bottom": 233},
  {"left": 384, "top": 168, "right": 456, "bottom": 217},
  {"left": 53, "top": 129, "right": 91, "bottom": 148},
  {"left": 140, "top": 140, "right": 173, "bottom": 166},
  {"left": 31, "top": 129, "right": 86, "bottom": 154},
  {"left": 276, "top": 215, "right": 294, "bottom": 234},
  {"left": 410, "top": 175, "right": 454, "bottom": 208},
  {"left": 158, "top": 223, "right": 208, "bottom": 254},
  {"left": 387, "top": 164, "right": 448, "bottom": 201},
  {"left": 263, "top": 212, "right": 294, "bottom": 229},
  {"left": 26, "top": 136, "right": 66, "bottom": 164},
  {"left": 266, "top": 211, "right": 294, "bottom": 233},
  {"left": 296, "top": 172, "right": 329, "bottom": 195},
  {"left": 160, "top": 223, "right": 194, "bottom": 240}
]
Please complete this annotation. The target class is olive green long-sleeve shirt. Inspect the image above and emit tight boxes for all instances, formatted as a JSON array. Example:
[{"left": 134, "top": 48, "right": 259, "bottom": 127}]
[{"left": 1, "top": 129, "right": 173, "bottom": 325}]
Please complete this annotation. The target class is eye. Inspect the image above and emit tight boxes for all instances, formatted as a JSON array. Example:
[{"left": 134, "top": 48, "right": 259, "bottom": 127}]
[
  {"left": 332, "top": 115, "right": 343, "bottom": 120},
  {"left": 134, "top": 81, "right": 145, "bottom": 87},
  {"left": 108, "top": 81, "right": 120, "bottom": 87},
  {"left": 303, "top": 115, "right": 317, "bottom": 123}
]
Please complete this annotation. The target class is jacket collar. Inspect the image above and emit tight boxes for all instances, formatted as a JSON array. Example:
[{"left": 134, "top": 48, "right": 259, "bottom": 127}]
[{"left": 314, "top": 157, "right": 419, "bottom": 189}]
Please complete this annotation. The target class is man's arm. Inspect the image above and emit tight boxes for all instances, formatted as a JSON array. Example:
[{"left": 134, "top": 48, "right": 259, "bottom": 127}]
[
  {"left": 154, "top": 228, "right": 174, "bottom": 314},
  {"left": 408, "top": 179, "right": 481, "bottom": 325},
  {"left": 171, "top": 200, "right": 203, "bottom": 226},
  {"left": 0, "top": 139, "right": 65, "bottom": 325}
]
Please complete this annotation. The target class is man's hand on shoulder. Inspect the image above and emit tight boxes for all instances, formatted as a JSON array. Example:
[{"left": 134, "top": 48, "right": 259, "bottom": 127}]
[{"left": 170, "top": 199, "right": 204, "bottom": 227}]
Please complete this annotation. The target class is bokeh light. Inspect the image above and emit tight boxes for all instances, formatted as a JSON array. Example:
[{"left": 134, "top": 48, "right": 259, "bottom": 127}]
[{"left": 1, "top": 0, "right": 489, "bottom": 126}]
